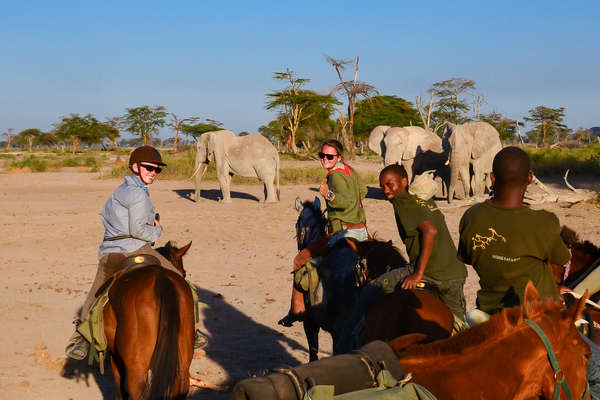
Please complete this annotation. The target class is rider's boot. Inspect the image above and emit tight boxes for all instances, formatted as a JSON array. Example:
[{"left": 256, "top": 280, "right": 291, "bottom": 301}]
[
  {"left": 65, "top": 321, "right": 89, "bottom": 361},
  {"left": 278, "top": 287, "right": 306, "bottom": 327}
]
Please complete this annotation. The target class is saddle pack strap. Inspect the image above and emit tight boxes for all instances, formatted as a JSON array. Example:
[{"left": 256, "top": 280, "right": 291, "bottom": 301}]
[{"left": 103, "top": 234, "right": 134, "bottom": 241}]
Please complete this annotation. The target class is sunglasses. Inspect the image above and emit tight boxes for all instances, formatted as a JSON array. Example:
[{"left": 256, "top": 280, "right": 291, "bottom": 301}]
[
  {"left": 318, "top": 152, "right": 338, "bottom": 161},
  {"left": 140, "top": 164, "right": 162, "bottom": 174}
]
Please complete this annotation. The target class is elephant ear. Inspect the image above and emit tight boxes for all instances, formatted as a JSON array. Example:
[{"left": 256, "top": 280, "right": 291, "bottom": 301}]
[{"left": 471, "top": 123, "right": 500, "bottom": 159}]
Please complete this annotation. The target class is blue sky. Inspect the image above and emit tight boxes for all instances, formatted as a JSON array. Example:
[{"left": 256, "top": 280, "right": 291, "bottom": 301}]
[{"left": 1, "top": 1, "right": 598, "bottom": 138}]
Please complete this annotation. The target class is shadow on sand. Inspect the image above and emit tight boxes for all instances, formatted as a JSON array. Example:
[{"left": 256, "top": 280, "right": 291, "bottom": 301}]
[
  {"left": 61, "top": 285, "right": 307, "bottom": 399},
  {"left": 173, "top": 189, "right": 260, "bottom": 203}
]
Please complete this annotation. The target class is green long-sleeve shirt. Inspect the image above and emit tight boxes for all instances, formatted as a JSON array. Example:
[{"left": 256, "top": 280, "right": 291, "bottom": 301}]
[{"left": 326, "top": 163, "right": 367, "bottom": 233}]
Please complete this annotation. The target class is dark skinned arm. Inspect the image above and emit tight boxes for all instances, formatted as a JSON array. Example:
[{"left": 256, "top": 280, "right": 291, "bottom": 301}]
[{"left": 402, "top": 220, "right": 437, "bottom": 290}]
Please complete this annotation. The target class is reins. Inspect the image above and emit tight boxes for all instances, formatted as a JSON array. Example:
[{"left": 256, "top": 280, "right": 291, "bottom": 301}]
[{"left": 524, "top": 319, "right": 590, "bottom": 400}]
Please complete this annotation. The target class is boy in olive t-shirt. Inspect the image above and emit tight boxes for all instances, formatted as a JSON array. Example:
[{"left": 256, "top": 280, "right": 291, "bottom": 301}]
[
  {"left": 336, "top": 164, "right": 467, "bottom": 353},
  {"left": 457, "top": 147, "right": 570, "bottom": 315}
]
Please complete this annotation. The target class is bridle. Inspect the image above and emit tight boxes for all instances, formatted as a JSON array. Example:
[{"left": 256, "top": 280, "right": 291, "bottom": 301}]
[
  {"left": 296, "top": 207, "right": 327, "bottom": 251},
  {"left": 524, "top": 319, "right": 590, "bottom": 400}
]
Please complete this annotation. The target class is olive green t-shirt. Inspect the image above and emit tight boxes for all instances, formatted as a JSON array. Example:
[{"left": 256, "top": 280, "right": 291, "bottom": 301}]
[
  {"left": 457, "top": 201, "right": 570, "bottom": 314},
  {"left": 326, "top": 163, "right": 367, "bottom": 233},
  {"left": 392, "top": 191, "right": 467, "bottom": 282}
]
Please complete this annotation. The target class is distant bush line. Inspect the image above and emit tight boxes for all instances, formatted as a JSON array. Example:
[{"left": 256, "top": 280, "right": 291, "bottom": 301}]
[{"left": 524, "top": 145, "right": 600, "bottom": 175}]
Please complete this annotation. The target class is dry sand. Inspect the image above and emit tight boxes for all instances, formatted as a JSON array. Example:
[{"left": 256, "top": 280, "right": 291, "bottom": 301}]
[{"left": 0, "top": 161, "right": 598, "bottom": 399}]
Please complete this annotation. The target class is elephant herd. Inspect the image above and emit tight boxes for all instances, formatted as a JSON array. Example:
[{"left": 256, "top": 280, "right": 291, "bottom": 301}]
[
  {"left": 190, "top": 123, "right": 501, "bottom": 204},
  {"left": 368, "top": 122, "right": 502, "bottom": 203}
]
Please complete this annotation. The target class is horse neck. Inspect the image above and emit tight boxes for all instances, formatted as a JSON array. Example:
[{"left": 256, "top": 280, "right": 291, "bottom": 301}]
[
  {"left": 399, "top": 304, "right": 561, "bottom": 365},
  {"left": 363, "top": 241, "right": 406, "bottom": 279}
]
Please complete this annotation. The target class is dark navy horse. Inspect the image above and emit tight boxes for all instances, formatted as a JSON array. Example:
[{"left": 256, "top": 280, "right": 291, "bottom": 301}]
[{"left": 294, "top": 197, "right": 362, "bottom": 361}]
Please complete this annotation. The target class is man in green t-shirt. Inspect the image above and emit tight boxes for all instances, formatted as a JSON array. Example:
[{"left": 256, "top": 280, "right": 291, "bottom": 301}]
[
  {"left": 336, "top": 164, "right": 467, "bottom": 353},
  {"left": 458, "top": 146, "right": 570, "bottom": 316}
]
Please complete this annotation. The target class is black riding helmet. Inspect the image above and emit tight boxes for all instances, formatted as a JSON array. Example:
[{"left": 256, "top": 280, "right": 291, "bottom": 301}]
[{"left": 128, "top": 146, "right": 166, "bottom": 173}]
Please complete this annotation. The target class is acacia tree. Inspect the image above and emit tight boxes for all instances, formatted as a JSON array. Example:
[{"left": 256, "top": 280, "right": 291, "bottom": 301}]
[
  {"left": 104, "top": 117, "right": 122, "bottom": 149},
  {"left": 431, "top": 78, "right": 476, "bottom": 125},
  {"left": 55, "top": 114, "right": 118, "bottom": 154},
  {"left": 325, "top": 56, "right": 378, "bottom": 158},
  {"left": 353, "top": 95, "right": 422, "bottom": 140},
  {"left": 16, "top": 128, "right": 42, "bottom": 151},
  {"left": 524, "top": 106, "right": 570, "bottom": 147},
  {"left": 481, "top": 112, "right": 520, "bottom": 142},
  {"left": 181, "top": 119, "right": 223, "bottom": 142},
  {"left": 168, "top": 114, "right": 198, "bottom": 150},
  {"left": 121, "top": 105, "right": 167, "bottom": 145},
  {"left": 266, "top": 69, "right": 338, "bottom": 154}
]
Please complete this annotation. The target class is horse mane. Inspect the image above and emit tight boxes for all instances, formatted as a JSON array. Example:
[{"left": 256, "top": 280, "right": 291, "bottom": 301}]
[
  {"left": 561, "top": 225, "right": 600, "bottom": 258},
  {"left": 362, "top": 238, "right": 408, "bottom": 264},
  {"left": 398, "top": 298, "right": 561, "bottom": 360}
]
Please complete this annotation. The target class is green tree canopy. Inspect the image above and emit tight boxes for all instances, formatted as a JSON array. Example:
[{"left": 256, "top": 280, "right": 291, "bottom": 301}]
[
  {"left": 16, "top": 128, "right": 43, "bottom": 151},
  {"left": 120, "top": 105, "right": 167, "bottom": 145},
  {"left": 54, "top": 114, "right": 118, "bottom": 153},
  {"left": 353, "top": 95, "right": 422, "bottom": 140},
  {"left": 181, "top": 119, "right": 224, "bottom": 141},
  {"left": 524, "top": 106, "right": 570, "bottom": 147},
  {"left": 480, "top": 112, "right": 520, "bottom": 142},
  {"left": 431, "top": 77, "right": 476, "bottom": 125},
  {"left": 266, "top": 69, "right": 339, "bottom": 153}
]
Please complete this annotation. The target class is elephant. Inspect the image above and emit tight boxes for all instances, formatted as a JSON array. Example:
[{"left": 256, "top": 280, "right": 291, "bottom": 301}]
[
  {"left": 382, "top": 126, "right": 447, "bottom": 185},
  {"left": 443, "top": 121, "right": 502, "bottom": 203},
  {"left": 191, "top": 130, "right": 280, "bottom": 203},
  {"left": 367, "top": 125, "right": 391, "bottom": 156}
]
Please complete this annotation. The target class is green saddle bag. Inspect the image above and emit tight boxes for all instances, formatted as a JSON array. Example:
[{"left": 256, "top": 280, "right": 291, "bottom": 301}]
[
  {"left": 293, "top": 257, "right": 323, "bottom": 306},
  {"left": 304, "top": 369, "right": 436, "bottom": 400}
]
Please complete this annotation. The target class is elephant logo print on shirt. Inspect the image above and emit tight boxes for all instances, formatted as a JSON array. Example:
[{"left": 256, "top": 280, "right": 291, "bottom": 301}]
[{"left": 472, "top": 228, "right": 507, "bottom": 250}]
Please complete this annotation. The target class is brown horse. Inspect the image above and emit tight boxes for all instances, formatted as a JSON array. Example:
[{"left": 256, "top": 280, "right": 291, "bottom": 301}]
[
  {"left": 556, "top": 226, "right": 600, "bottom": 291},
  {"left": 103, "top": 242, "right": 194, "bottom": 400},
  {"left": 389, "top": 281, "right": 591, "bottom": 400},
  {"left": 345, "top": 238, "right": 455, "bottom": 343}
]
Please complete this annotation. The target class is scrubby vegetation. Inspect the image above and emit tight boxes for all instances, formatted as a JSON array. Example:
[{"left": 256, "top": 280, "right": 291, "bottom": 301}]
[{"left": 525, "top": 144, "right": 600, "bottom": 175}]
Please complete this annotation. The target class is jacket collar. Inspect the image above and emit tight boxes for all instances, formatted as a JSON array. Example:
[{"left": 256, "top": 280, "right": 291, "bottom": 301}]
[{"left": 125, "top": 174, "right": 149, "bottom": 195}]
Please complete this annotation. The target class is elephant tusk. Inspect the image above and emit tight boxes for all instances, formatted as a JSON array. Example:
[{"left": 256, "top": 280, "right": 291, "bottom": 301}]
[
  {"left": 199, "top": 163, "right": 208, "bottom": 179},
  {"left": 444, "top": 159, "right": 450, "bottom": 166},
  {"left": 190, "top": 163, "right": 208, "bottom": 179}
]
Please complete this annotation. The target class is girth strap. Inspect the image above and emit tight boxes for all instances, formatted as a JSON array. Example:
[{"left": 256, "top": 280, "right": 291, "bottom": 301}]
[{"left": 524, "top": 319, "right": 590, "bottom": 400}]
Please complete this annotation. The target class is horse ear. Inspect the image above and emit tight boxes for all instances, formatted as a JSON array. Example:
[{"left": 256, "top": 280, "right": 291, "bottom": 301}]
[
  {"left": 165, "top": 241, "right": 173, "bottom": 249},
  {"left": 522, "top": 281, "right": 540, "bottom": 319},
  {"left": 345, "top": 238, "right": 360, "bottom": 254},
  {"left": 388, "top": 333, "right": 432, "bottom": 354},
  {"left": 295, "top": 197, "right": 303, "bottom": 212},
  {"left": 176, "top": 241, "right": 192, "bottom": 259},
  {"left": 314, "top": 196, "right": 321, "bottom": 210},
  {"left": 567, "top": 290, "right": 589, "bottom": 324}
]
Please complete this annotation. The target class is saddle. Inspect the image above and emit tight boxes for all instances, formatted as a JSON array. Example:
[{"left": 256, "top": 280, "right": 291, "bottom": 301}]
[{"left": 78, "top": 254, "right": 199, "bottom": 372}]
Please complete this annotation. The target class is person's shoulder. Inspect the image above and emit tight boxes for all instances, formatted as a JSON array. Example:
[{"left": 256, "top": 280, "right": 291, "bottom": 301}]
[
  {"left": 528, "top": 208, "right": 561, "bottom": 227},
  {"left": 461, "top": 201, "right": 488, "bottom": 219},
  {"left": 117, "top": 176, "right": 146, "bottom": 200}
]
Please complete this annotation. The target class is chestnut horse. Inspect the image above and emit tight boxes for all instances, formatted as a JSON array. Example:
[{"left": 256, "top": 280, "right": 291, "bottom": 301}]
[
  {"left": 103, "top": 242, "right": 194, "bottom": 400},
  {"left": 294, "top": 197, "right": 453, "bottom": 361},
  {"left": 389, "top": 281, "right": 591, "bottom": 400},
  {"left": 344, "top": 238, "right": 454, "bottom": 344},
  {"left": 557, "top": 226, "right": 600, "bottom": 295}
]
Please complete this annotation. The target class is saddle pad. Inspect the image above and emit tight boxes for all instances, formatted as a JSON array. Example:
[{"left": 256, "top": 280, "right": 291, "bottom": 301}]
[{"left": 231, "top": 341, "right": 404, "bottom": 400}]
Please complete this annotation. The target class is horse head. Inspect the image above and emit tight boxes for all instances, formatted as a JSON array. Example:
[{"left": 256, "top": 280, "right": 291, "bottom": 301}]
[
  {"left": 521, "top": 282, "right": 590, "bottom": 400},
  {"left": 345, "top": 238, "right": 409, "bottom": 282},
  {"left": 156, "top": 241, "right": 192, "bottom": 278},
  {"left": 295, "top": 196, "right": 327, "bottom": 251}
]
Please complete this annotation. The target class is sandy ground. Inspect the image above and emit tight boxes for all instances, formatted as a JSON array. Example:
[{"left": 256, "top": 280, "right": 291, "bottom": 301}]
[{"left": 0, "top": 161, "right": 598, "bottom": 399}]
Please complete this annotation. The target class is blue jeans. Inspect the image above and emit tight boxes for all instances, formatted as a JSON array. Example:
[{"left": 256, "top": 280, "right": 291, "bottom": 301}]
[{"left": 328, "top": 228, "right": 369, "bottom": 247}]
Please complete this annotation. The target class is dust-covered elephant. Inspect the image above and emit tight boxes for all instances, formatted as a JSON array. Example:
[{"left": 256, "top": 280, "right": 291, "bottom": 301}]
[
  {"left": 367, "top": 125, "right": 391, "bottom": 156},
  {"left": 382, "top": 126, "right": 446, "bottom": 184},
  {"left": 443, "top": 121, "right": 502, "bottom": 203},
  {"left": 191, "top": 130, "right": 280, "bottom": 203}
]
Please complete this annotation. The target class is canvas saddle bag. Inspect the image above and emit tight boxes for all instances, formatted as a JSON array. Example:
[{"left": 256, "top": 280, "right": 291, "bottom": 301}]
[{"left": 231, "top": 341, "right": 406, "bottom": 400}]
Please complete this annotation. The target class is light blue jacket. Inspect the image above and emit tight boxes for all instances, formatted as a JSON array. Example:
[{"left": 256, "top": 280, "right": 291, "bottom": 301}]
[{"left": 98, "top": 174, "right": 162, "bottom": 259}]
